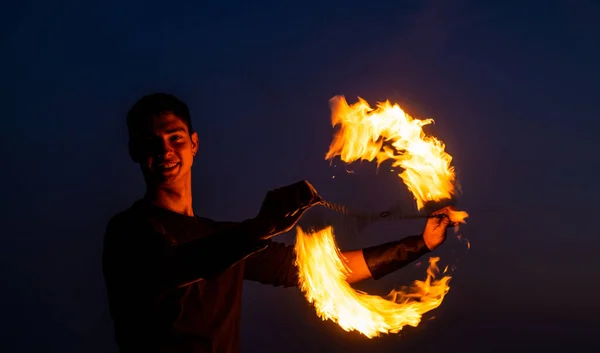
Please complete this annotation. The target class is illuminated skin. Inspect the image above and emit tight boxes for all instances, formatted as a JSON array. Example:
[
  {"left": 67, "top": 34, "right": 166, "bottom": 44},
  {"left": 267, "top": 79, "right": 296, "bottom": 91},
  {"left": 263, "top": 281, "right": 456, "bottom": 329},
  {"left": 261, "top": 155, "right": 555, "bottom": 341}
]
[
  {"left": 130, "top": 112, "right": 451, "bottom": 284},
  {"left": 423, "top": 208, "right": 452, "bottom": 250},
  {"left": 131, "top": 113, "right": 199, "bottom": 217}
]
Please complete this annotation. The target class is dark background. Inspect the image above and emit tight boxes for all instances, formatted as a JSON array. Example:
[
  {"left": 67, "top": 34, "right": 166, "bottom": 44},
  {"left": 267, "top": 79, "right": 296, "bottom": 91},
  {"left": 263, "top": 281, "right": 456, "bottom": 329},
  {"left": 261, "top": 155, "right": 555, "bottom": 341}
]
[{"left": 2, "top": 0, "right": 599, "bottom": 352}]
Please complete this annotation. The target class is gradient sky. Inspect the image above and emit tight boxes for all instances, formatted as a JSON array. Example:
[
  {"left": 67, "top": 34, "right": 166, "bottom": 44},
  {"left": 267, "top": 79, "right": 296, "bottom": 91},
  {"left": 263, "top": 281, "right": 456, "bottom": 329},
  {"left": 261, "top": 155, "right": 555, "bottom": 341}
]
[{"left": 2, "top": 1, "right": 599, "bottom": 352}]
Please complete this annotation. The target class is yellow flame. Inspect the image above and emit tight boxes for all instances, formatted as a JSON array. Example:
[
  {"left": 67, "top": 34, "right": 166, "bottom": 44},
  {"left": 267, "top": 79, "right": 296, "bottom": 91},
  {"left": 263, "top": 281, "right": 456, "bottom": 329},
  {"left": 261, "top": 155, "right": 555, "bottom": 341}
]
[
  {"left": 295, "top": 226, "right": 451, "bottom": 338},
  {"left": 294, "top": 96, "right": 469, "bottom": 337},
  {"left": 326, "top": 96, "right": 457, "bottom": 210}
]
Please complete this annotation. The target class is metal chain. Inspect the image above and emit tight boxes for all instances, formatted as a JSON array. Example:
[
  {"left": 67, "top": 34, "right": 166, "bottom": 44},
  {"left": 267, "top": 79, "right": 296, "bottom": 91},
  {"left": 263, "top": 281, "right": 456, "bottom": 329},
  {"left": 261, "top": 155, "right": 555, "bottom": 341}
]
[{"left": 320, "top": 200, "right": 429, "bottom": 222}]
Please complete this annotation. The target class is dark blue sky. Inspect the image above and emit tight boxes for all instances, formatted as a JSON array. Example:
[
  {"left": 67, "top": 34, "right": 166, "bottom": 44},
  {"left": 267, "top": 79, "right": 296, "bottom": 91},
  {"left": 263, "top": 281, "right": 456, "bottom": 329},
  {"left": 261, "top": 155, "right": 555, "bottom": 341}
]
[{"left": 2, "top": 1, "right": 599, "bottom": 352}]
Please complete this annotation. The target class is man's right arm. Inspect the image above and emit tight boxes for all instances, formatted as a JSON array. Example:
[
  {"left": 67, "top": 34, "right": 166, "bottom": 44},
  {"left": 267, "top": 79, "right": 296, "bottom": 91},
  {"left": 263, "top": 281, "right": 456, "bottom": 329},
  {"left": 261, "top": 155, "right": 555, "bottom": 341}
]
[
  {"left": 102, "top": 214, "right": 269, "bottom": 291},
  {"left": 103, "top": 180, "right": 322, "bottom": 291}
]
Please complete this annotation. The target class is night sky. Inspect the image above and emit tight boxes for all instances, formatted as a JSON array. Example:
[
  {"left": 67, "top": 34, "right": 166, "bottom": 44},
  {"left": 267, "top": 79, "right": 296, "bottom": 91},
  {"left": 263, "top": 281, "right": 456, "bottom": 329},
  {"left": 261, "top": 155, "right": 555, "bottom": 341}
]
[{"left": 2, "top": 1, "right": 599, "bottom": 352}]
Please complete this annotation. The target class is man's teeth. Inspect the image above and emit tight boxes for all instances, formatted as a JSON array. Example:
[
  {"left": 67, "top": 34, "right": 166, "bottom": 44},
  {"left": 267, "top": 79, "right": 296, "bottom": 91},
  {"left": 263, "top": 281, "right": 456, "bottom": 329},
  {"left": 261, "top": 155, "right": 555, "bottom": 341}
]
[{"left": 164, "top": 163, "right": 177, "bottom": 168}]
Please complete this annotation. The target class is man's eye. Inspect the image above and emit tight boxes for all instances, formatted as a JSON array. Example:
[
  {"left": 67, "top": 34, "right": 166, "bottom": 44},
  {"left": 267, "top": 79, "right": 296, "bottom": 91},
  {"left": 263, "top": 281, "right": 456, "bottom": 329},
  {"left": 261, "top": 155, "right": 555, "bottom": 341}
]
[{"left": 171, "top": 135, "right": 183, "bottom": 141}]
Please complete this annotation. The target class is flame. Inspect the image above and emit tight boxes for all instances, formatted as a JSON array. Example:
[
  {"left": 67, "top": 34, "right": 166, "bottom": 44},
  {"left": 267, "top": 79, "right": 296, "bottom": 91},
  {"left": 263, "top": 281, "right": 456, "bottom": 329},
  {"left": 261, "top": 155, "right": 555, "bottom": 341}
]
[
  {"left": 326, "top": 96, "right": 458, "bottom": 211},
  {"left": 295, "top": 226, "right": 451, "bottom": 338},
  {"left": 294, "top": 96, "right": 470, "bottom": 337}
]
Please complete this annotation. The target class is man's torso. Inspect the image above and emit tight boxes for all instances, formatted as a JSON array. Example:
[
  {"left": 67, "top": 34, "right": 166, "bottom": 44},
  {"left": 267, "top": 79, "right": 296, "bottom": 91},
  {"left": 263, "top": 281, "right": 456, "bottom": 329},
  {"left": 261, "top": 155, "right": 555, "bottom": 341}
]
[{"left": 103, "top": 200, "right": 248, "bottom": 353}]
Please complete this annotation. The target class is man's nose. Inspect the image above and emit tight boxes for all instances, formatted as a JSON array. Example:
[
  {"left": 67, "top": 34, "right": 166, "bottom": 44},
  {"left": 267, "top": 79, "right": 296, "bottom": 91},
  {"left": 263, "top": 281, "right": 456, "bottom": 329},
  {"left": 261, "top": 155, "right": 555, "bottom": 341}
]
[{"left": 154, "top": 139, "right": 174, "bottom": 157}]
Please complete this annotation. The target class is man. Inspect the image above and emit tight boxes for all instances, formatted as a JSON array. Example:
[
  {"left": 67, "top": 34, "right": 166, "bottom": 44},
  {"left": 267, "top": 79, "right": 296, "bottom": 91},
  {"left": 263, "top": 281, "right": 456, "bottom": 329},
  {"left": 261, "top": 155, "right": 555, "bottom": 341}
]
[{"left": 102, "top": 93, "right": 453, "bottom": 353}]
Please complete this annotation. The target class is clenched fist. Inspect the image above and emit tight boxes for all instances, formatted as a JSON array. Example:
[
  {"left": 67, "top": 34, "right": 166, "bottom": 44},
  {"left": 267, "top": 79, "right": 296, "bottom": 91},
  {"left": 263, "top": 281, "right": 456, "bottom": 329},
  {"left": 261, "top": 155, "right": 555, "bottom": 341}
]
[
  {"left": 422, "top": 206, "right": 455, "bottom": 250},
  {"left": 252, "top": 180, "right": 322, "bottom": 240}
]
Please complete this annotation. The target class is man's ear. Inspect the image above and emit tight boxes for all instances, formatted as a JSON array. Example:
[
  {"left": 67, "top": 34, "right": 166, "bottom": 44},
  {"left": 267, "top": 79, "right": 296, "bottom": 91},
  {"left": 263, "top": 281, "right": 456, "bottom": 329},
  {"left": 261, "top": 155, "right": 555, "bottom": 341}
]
[{"left": 191, "top": 132, "right": 199, "bottom": 157}]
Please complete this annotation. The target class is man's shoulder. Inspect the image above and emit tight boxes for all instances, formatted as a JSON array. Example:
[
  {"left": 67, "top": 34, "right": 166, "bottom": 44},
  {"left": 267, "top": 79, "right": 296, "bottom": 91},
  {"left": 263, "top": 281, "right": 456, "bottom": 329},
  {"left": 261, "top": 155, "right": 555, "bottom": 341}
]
[
  {"left": 107, "top": 200, "right": 148, "bottom": 228},
  {"left": 102, "top": 200, "right": 162, "bottom": 256},
  {"left": 104, "top": 200, "right": 165, "bottom": 242}
]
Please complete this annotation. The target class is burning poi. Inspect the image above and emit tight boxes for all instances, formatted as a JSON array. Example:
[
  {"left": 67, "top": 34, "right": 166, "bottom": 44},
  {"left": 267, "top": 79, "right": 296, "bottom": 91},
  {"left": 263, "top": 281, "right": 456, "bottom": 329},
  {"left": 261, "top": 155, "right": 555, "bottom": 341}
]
[{"left": 293, "top": 96, "right": 469, "bottom": 338}]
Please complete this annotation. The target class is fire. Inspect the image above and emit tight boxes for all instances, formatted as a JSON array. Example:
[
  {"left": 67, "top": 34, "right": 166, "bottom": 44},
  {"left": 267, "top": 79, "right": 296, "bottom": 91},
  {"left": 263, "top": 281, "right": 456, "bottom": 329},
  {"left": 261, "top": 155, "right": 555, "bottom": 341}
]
[
  {"left": 294, "top": 96, "right": 469, "bottom": 337},
  {"left": 326, "top": 96, "right": 458, "bottom": 211},
  {"left": 294, "top": 226, "right": 451, "bottom": 338}
]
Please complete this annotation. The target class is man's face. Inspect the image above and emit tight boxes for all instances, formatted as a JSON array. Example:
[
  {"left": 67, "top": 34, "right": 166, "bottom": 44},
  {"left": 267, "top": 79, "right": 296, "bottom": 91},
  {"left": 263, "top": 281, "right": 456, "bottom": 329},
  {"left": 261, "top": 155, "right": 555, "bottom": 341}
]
[{"left": 134, "top": 113, "right": 199, "bottom": 185}]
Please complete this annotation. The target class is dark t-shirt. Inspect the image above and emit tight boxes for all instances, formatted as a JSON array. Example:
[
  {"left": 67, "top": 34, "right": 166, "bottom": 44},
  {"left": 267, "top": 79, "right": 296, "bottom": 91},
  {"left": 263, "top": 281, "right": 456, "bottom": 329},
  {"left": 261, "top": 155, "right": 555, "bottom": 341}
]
[{"left": 102, "top": 200, "right": 299, "bottom": 353}]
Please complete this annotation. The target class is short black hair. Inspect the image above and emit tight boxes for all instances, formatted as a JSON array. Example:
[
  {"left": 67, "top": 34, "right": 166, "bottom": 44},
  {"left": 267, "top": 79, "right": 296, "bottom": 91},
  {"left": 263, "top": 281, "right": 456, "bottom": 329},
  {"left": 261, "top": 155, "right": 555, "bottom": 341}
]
[
  {"left": 127, "top": 93, "right": 193, "bottom": 140},
  {"left": 126, "top": 93, "right": 193, "bottom": 162}
]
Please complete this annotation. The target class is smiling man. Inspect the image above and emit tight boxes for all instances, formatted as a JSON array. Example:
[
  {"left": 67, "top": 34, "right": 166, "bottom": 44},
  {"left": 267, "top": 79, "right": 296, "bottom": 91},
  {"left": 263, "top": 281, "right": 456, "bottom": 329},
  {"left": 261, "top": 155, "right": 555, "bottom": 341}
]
[{"left": 102, "top": 93, "right": 453, "bottom": 353}]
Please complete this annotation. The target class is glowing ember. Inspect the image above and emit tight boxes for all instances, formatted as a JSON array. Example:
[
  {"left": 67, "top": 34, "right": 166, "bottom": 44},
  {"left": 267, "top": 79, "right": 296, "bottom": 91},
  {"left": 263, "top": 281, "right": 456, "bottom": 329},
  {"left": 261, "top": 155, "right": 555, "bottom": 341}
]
[
  {"left": 294, "top": 96, "right": 469, "bottom": 337},
  {"left": 295, "top": 226, "right": 451, "bottom": 338}
]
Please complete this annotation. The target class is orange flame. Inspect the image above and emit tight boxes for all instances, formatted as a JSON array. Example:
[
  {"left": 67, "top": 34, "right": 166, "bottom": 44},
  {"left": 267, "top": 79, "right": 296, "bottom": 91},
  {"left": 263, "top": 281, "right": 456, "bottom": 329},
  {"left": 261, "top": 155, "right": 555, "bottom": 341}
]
[
  {"left": 294, "top": 96, "right": 469, "bottom": 337},
  {"left": 326, "top": 96, "right": 458, "bottom": 210},
  {"left": 295, "top": 226, "right": 450, "bottom": 338}
]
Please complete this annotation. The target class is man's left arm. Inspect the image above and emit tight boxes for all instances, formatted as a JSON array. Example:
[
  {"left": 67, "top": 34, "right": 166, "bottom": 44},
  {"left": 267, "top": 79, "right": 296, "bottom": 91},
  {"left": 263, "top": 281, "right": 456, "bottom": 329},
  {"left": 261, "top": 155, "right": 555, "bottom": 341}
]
[
  {"left": 242, "top": 235, "right": 431, "bottom": 286},
  {"left": 336, "top": 206, "right": 452, "bottom": 282},
  {"left": 243, "top": 206, "right": 452, "bottom": 286}
]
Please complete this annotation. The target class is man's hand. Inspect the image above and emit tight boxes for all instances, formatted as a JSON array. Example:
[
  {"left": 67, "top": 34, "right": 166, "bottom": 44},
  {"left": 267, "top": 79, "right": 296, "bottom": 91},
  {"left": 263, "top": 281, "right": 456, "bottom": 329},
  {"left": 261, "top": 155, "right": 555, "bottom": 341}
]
[
  {"left": 422, "top": 206, "right": 454, "bottom": 250},
  {"left": 251, "top": 180, "right": 322, "bottom": 240}
]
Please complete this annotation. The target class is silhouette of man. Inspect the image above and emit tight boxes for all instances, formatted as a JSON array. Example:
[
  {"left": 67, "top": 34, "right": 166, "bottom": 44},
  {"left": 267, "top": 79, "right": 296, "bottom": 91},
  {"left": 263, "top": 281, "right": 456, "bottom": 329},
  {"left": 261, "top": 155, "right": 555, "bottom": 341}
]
[{"left": 102, "top": 93, "right": 453, "bottom": 353}]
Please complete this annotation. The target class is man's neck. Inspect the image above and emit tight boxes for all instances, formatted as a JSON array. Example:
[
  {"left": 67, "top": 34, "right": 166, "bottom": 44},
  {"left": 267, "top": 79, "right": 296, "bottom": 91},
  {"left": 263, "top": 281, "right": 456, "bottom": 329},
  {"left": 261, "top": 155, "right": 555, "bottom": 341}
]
[{"left": 145, "top": 179, "right": 194, "bottom": 216}]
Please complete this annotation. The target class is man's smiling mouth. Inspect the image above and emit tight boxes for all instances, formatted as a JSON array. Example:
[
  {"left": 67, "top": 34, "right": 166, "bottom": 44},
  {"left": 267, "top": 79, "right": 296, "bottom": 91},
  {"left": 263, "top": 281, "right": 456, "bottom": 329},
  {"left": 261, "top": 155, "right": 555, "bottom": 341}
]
[{"left": 155, "top": 162, "right": 180, "bottom": 171}]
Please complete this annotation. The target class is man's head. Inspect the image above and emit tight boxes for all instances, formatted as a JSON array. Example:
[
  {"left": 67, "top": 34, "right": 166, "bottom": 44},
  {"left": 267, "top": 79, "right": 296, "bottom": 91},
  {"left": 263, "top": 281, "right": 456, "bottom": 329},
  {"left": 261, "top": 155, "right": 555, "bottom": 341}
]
[{"left": 127, "top": 93, "right": 199, "bottom": 186}]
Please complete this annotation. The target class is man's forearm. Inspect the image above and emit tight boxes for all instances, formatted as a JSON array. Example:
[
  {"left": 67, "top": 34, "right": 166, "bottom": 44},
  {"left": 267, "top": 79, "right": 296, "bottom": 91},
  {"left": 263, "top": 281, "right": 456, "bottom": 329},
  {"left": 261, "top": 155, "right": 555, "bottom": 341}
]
[
  {"left": 361, "top": 235, "right": 430, "bottom": 280},
  {"left": 341, "top": 235, "right": 431, "bottom": 283},
  {"left": 342, "top": 250, "right": 373, "bottom": 284}
]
